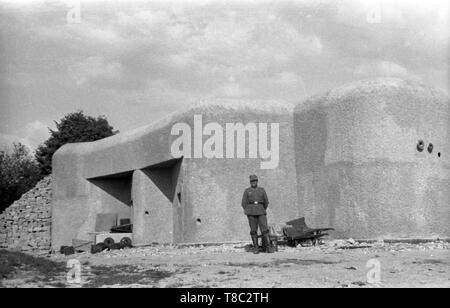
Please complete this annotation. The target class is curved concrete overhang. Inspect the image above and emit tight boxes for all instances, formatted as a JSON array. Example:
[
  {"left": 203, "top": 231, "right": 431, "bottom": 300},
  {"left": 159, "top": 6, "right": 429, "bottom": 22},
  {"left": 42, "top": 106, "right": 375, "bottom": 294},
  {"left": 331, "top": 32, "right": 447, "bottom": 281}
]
[{"left": 53, "top": 99, "right": 294, "bottom": 180}]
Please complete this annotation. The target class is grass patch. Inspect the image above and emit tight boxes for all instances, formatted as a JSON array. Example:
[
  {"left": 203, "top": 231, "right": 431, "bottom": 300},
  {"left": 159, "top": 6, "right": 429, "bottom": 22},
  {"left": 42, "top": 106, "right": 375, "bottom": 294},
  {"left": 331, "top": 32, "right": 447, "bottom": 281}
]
[
  {"left": 0, "top": 249, "right": 66, "bottom": 285},
  {"left": 226, "top": 258, "right": 340, "bottom": 268},
  {"left": 413, "top": 259, "right": 446, "bottom": 265},
  {"left": 273, "top": 258, "right": 339, "bottom": 266},
  {"left": 84, "top": 265, "right": 174, "bottom": 288},
  {"left": 338, "top": 245, "right": 373, "bottom": 250}
]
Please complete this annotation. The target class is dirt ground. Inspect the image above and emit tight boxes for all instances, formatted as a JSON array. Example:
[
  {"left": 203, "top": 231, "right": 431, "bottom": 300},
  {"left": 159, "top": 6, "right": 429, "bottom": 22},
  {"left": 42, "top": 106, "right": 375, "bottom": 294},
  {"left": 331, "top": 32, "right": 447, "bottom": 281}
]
[{"left": 1, "top": 239, "right": 449, "bottom": 288}]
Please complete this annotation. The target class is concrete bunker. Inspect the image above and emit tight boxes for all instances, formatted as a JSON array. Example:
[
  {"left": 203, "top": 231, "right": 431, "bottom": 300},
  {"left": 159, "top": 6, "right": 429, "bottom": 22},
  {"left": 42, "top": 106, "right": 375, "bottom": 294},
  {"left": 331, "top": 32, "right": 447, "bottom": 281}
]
[
  {"left": 51, "top": 81, "right": 449, "bottom": 249},
  {"left": 52, "top": 99, "right": 298, "bottom": 249}
]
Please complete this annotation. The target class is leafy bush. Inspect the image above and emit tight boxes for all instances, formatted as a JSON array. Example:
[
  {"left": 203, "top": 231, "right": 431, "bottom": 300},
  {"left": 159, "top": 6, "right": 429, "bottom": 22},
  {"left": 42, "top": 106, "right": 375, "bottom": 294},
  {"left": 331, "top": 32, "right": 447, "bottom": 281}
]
[
  {"left": 35, "top": 111, "right": 115, "bottom": 175},
  {"left": 0, "top": 143, "right": 42, "bottom": 213}
]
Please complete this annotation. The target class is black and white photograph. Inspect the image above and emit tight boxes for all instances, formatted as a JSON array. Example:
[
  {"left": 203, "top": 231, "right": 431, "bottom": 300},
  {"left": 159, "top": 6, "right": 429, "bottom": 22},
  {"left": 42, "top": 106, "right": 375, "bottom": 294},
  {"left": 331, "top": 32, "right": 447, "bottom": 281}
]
[{"left": 0, "top": 0, "right": 449, "bottom": 293}]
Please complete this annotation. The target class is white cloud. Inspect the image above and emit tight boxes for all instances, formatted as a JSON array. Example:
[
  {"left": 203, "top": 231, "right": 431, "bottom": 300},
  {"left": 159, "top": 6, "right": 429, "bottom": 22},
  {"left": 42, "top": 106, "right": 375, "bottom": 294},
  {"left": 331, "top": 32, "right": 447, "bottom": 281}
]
[
  {"left": 68, "top": 57, "right": 125, "bottom": 87},
  {"left": 116, "top": 9, "right": 172, "bottom": 27},
  {"left": 432, "top": 8, "right": 450, "bottom": 46},
  {"left": 250, "top": 71, "right": 308, "bottom": 100},
  {"left": 20, "top": 120, "right": 50, "bottom": 149},
  {"left": 354, "top": 60, "right": 409, "bottom": 78},
  {"left": 169, "top": 53, "right": 194, "bottom": 68},
  {"left": 82, "top": 26, "right": 124, "bottom": 45},
  {"left": 0, "top": 0, "right": 448, "bottom": 138},
  {"left": 0, "top": 133, "right": 32, "bottom": 151},
  {"left": 213, "top": 76, "right": 251, "bottom": 98},
  {"left": 0, "top": 120, "right": 50, "bottom": 151}
]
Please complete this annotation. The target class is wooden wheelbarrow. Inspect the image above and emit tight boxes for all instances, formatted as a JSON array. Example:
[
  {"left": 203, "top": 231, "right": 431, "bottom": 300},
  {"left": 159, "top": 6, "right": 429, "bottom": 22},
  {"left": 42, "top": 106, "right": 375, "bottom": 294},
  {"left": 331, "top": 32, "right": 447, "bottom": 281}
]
[{"left": 282, "top": 217, "right": 334, "bottom": 247}]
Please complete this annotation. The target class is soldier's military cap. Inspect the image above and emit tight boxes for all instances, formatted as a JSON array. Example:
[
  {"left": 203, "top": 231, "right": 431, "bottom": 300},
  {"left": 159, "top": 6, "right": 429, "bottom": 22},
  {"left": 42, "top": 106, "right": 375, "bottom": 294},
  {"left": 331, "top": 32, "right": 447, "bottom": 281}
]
[{"left": 249, "top": 174, "right": 258, "bottom": 182}]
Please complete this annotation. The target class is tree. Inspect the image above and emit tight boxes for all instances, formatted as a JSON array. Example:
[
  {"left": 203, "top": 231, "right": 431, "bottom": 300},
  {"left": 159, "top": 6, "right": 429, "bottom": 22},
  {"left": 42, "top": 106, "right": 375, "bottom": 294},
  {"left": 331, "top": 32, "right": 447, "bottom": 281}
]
[
  {"left": 0, "top": 143, "right": 42, "bottom": 213},
  {"left": 35, "top": 111, "right": 115, "bottom": 175}
]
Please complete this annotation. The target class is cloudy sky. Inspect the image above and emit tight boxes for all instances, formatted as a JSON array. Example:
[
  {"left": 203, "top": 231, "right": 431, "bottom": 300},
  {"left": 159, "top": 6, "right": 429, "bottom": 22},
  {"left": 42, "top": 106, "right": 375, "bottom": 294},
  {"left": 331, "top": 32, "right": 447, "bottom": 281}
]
[{"left": 0, "top": 0, "right": 448, "bottom": 151}]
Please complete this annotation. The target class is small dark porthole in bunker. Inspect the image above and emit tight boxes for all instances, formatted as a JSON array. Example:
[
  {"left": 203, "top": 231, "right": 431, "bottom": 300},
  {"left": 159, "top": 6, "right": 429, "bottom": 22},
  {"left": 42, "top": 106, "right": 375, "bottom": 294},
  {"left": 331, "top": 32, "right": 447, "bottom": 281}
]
[
  {"left": 427, "top": 143, "right": 433, "bottom": 154},
  {"left": 417, "top": 140, "right": 424, "bottom": 152}
]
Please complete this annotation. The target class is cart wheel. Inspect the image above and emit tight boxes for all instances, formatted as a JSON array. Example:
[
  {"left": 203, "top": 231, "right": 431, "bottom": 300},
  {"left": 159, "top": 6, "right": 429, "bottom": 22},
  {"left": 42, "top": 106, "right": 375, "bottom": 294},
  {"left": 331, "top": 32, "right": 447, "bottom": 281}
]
[
  {"left": 120, "top": 237, "right": 132, "bottom": 248},
  {"left": 103, "top": 237, "right": 115, "bottom": 248}
]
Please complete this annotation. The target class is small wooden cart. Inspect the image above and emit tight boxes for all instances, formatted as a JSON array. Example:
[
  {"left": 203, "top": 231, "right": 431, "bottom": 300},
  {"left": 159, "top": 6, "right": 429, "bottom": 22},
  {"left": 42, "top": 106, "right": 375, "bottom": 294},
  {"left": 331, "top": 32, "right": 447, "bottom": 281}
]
[{"left": 282, "top": 217, "right": 334, "bottom": 247}]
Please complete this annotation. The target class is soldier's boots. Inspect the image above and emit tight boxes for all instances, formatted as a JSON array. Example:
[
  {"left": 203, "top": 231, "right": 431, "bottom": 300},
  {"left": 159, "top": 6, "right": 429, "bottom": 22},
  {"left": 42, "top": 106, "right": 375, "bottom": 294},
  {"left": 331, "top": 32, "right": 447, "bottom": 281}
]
[
  {"left": 251, "top": 235, "right": 260, "bottom": 254},
  {"left": 262, "top": 233, "right": 275, "bottom": 253}
]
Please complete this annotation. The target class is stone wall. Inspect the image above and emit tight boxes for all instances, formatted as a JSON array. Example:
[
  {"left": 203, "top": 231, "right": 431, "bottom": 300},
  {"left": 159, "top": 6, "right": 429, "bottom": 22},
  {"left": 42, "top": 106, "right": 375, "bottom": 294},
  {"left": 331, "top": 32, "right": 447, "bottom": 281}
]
[{"left": 0, "top": 176, "right": 52, "bottom": 252}]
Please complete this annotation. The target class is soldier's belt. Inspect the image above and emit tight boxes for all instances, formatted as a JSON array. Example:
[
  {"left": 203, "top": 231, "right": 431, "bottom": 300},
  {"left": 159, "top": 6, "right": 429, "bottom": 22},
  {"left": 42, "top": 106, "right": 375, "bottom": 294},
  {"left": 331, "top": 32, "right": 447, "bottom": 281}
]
[{"left": 249, "top": 202, "right": 264, "bottom": 205}]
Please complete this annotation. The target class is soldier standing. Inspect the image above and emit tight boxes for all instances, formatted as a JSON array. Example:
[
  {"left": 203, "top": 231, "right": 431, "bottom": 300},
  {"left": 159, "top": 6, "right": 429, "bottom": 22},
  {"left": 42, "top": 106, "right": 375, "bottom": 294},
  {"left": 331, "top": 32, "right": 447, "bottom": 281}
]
[{"left": 242, "top": 174, "right": 274, "bottom": 254}]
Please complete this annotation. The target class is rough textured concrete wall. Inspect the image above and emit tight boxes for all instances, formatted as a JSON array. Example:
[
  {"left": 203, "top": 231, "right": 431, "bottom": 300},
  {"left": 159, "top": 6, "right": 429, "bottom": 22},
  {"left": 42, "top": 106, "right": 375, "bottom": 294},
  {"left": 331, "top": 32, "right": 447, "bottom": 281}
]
[
  {"left": 52, "top": 102, "right": 187, "bottom": 249},
  {"left": 177, "top": 106, "right": 298, "bottom": 243},
  {"left": 52, "top": 100, "right": 297, "bottom": 247},
  {"left": 294, "top": 78, "right": 450, "bottom": 238},
  {"left": 132, "top": 169, "right": 174, "bottom": 245},
  {"left": 0, "top": 177, "right": 52, "bottom": 252},
  {"left": 52, "top": 79, "right": 448, "bottom": 248},
  {"left": 51, "top": 153, "right": 133, "bottom": 249}
]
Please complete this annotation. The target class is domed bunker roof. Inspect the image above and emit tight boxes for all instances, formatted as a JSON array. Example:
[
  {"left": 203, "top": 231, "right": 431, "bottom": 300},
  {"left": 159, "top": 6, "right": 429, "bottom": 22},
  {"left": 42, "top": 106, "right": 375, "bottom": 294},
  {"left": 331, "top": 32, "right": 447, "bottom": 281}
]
[{"left": 293, "top": 78, "right": 449, "bottom": 166}]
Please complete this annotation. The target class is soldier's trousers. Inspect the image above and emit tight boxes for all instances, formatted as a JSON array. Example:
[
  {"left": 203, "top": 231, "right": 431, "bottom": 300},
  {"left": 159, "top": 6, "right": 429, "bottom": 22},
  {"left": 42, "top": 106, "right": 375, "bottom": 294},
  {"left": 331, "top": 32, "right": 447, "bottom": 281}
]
[{"left": 247, "top": 215, "right": 269, "bottom": 236}]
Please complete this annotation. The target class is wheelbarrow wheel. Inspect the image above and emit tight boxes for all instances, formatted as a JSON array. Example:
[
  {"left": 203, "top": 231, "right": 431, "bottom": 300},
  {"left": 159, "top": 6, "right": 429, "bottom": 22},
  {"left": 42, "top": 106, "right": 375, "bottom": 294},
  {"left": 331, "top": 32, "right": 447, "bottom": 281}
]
[
  {"left": 300, "top": 239, "right": 313, "bottom": 247},
  {"left": 287, "top": 239, "right": 295, "bottom": 247},
  {"left": 120, "top": 237, "right": 132, "bottom": 248},
  {"left": 103, "top": 237, "right": 115, "bottom": 248}
]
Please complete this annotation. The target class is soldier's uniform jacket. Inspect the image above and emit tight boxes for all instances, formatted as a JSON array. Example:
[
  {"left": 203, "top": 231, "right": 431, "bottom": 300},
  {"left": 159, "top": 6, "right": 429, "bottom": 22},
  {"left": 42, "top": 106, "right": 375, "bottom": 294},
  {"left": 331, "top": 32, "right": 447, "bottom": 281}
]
[{"left": 241, "top": 187, "right": 269, "bottom": 216}]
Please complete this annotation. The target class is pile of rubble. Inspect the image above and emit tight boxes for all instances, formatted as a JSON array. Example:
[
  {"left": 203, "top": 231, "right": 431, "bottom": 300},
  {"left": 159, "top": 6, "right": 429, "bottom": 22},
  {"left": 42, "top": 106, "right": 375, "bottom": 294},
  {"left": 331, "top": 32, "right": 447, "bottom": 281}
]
[
  {"left": 0, "top": 176, "right": 52, "bottom": 252},
  {"left": 289, "top": 238, "right": 450, "bottom": 253},
  {"left": 53, "top": 238, "right": 449, "bottom": 261},
  {"left": 92, "top": 243, "right": 244, "bottom": 258}
]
